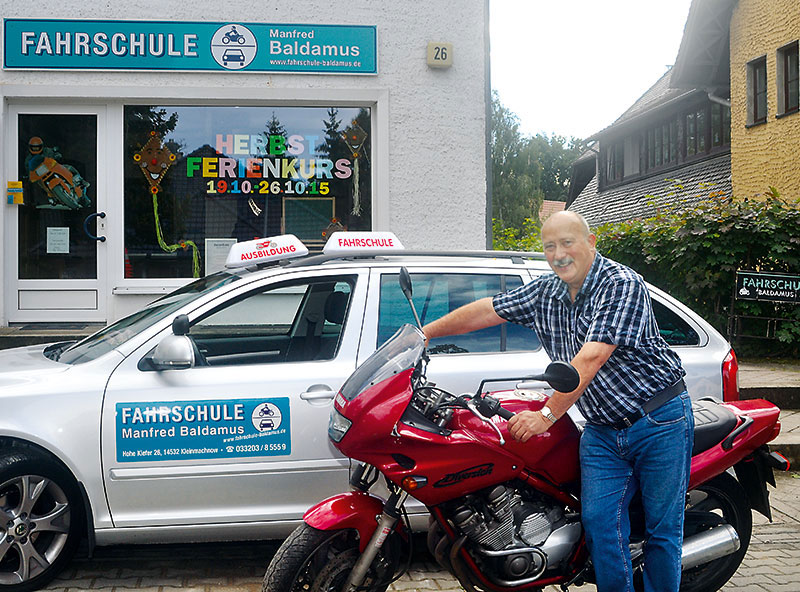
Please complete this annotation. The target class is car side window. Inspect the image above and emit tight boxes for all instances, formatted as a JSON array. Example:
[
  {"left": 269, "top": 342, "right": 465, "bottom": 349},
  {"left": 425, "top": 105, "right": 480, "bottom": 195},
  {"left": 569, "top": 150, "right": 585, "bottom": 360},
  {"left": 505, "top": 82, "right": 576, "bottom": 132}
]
[
  {"left": 652, "top": 299, "right": 700, "bottom": 346},
  {"left": 378, "top": 273, "right": 541, "bottom": 353},
  {"left": 189, "top": 276, "right": 355, "bottom": 366}
]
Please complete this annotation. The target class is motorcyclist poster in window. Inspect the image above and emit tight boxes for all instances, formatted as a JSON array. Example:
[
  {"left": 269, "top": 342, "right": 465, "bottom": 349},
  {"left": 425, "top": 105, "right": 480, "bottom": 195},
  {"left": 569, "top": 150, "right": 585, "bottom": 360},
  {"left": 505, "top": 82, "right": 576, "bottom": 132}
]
[
  {"left": 123, "top": 106, "right": 372, "bottom": 279},
  {"left": 17, "top": 114, "right": 97, "bottom": 280}
]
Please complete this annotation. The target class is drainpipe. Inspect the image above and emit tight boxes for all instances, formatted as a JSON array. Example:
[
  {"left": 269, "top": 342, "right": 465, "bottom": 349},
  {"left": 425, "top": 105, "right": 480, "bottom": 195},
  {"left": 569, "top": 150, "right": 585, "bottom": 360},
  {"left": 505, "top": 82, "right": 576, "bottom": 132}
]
[{"left": 707, "top": 90, "right": 731, "bottom": 108}]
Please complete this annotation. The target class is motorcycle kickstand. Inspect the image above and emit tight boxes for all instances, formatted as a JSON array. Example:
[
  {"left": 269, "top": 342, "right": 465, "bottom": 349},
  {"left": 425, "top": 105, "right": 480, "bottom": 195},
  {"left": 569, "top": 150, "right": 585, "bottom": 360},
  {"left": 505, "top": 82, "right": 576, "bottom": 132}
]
[{"left": 343, "top": 490, "right": 408, "bottom": 592}]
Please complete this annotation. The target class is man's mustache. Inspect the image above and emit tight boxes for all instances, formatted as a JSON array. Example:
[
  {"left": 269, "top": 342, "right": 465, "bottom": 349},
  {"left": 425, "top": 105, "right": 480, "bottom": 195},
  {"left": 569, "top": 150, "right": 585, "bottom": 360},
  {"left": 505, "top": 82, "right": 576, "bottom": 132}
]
[{"left": 552, "top": 257, "right": 574, "bottom": 268}]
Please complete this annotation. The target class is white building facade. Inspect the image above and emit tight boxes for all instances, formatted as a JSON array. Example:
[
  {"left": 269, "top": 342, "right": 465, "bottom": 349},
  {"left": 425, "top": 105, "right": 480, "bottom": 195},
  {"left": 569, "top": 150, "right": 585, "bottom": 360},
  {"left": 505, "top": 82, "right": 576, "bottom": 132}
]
[{"left": 0, "top": 1, "right": 490, "bottom": 326}]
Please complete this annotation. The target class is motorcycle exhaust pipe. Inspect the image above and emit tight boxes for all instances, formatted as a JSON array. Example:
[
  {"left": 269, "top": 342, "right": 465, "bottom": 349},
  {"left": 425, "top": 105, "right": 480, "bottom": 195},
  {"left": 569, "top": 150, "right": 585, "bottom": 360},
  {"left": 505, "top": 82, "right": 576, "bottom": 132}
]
[{"left": 681, "top": 525, "right": 740, "bottom": 571}]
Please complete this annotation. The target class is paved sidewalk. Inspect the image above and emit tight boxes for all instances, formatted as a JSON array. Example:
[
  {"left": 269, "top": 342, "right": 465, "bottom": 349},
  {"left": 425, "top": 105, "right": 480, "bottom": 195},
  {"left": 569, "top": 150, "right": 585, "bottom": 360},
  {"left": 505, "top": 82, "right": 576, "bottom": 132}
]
[{"left": 44, "top": 469, "right": 800, "bottom": 592}]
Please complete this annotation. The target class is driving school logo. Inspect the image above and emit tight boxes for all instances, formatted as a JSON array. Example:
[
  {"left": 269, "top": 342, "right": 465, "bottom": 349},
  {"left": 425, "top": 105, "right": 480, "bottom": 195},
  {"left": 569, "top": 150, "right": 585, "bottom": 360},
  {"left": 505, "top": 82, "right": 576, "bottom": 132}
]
[
  {"left": 433, "top": 463, "right": 494, "bottom": 488},
  {"left": 210, "top": 24, "right": 257, "bottom": 70},
  {"left": 252, "top": 402, "right": 283, "bottom": 432}
]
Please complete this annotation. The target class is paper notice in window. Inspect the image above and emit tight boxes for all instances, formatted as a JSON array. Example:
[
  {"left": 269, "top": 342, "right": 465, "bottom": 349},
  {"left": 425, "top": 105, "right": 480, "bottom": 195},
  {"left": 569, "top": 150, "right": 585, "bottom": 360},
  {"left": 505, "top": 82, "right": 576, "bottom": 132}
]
[
  {"left": 47, "top": 227, "right": 70, "bottom": 254},
  {"left": 206, "top": 238, "right": 237, "bottom": 275}
]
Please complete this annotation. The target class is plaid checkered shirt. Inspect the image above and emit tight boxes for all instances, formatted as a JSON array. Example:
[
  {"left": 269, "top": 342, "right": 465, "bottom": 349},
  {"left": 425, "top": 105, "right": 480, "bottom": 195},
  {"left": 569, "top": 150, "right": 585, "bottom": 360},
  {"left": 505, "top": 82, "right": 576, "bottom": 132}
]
[{"left": 492, "top": 253, "right": 685, "bottom": 426}]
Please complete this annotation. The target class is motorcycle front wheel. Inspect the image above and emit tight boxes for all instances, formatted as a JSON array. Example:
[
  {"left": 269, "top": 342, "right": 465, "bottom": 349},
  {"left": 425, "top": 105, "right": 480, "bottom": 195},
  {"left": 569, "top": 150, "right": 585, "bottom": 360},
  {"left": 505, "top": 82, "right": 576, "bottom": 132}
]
[{"left": 262, "top": 524, "right": 401, "bottom": 592}]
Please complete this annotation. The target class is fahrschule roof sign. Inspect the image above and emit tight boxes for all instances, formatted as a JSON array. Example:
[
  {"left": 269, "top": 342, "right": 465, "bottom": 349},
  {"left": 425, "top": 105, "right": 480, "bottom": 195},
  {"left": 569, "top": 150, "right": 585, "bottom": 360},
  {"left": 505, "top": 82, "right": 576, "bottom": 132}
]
[{"left": 3, "top": 19, "right": 377, "bottom": 74}]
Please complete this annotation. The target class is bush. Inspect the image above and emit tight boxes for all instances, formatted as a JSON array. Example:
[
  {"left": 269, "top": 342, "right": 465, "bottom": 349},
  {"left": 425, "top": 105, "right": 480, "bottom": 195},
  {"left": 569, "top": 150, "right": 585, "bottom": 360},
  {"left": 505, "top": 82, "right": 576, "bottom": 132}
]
[{"left": 595, "top": 194, "right": 800, "bottom": 355}]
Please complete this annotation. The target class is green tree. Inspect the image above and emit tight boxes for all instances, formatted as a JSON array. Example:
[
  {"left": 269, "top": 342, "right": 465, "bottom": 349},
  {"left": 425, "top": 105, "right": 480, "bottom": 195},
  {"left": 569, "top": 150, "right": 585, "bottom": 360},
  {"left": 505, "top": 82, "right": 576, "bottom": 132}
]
[
  {"left": 491, "top": 91, "right": 543, "bottom": 230},
  {"left": 490, "top": 92, "right": 586, "bottom": 240}
]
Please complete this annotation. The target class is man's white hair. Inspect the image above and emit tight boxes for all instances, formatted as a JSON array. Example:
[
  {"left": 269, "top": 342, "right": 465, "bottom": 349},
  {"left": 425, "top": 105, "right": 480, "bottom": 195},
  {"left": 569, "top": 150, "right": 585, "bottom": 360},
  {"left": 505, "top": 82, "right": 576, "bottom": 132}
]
[{"left": 543, "top": 210, "right": 592, "bottom": 237}]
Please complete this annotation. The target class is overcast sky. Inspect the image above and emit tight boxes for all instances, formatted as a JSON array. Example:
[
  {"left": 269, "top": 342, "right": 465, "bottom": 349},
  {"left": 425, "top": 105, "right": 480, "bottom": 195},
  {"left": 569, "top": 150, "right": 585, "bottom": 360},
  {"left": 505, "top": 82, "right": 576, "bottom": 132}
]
[{"left": 490, "top": 0, "right": 694, "bottom": 140}]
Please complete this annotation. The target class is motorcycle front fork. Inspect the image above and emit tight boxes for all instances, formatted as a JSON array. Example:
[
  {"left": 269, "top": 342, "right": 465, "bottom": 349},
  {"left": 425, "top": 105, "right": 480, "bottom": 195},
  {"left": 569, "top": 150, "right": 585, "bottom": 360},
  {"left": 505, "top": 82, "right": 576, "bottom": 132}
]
[{"left": 343, "top": 488, "right": 408, "bottom": 592}]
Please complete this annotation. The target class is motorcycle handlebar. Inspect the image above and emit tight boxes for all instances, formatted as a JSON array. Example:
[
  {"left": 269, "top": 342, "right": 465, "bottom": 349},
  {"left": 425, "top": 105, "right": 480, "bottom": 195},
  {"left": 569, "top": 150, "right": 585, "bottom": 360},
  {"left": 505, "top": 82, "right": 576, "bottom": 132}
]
[
  {"left": 476, "top": 394, "right": 515, "bottom": 421},
  {"left": 496, "top": 406, "right": 515, "bottom": 421}
]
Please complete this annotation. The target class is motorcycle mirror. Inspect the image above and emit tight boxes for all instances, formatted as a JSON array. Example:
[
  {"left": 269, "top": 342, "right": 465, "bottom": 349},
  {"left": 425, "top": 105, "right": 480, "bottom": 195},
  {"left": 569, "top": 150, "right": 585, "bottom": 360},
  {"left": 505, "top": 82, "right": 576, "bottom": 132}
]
[
  {"left": 399, "top": 267, "right": 413, "bottom": 299},
  {"left": 399, "top": 267, "right": 423, "bottom": 329},
  {"left": 172, "top": 314, "right": 190, "bottom": 336},
  {"left": 535, "top": 361, "right": 581, "bottom": 393}
]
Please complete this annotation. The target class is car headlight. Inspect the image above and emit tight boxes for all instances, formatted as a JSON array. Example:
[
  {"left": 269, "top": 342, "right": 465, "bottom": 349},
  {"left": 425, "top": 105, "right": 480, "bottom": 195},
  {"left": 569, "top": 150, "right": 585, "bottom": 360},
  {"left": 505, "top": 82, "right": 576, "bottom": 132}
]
[{"left": 328, "top": 408, "right": 352, "bottom": 443}]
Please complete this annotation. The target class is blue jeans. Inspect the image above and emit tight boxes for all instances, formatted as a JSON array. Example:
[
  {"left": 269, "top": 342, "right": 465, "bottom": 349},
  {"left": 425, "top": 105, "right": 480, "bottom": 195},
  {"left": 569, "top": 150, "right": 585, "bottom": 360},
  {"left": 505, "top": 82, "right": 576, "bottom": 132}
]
[{"left": 580, "top": 392, "right": 694, "bottom": 592}]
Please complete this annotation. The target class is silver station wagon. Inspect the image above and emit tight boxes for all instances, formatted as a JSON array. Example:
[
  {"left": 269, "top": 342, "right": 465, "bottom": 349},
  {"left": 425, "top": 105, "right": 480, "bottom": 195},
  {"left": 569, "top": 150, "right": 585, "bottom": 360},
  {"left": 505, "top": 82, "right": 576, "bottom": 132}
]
[{"left": 0, "top": 232, "right": 739, "bottom": 591}]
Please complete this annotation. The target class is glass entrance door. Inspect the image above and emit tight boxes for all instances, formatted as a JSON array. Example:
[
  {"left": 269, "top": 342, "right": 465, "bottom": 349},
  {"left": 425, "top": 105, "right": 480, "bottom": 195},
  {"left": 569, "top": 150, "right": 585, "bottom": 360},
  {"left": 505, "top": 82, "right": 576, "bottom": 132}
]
[{"left": 8, "top": 106, "right": 107, "bottom": 322}]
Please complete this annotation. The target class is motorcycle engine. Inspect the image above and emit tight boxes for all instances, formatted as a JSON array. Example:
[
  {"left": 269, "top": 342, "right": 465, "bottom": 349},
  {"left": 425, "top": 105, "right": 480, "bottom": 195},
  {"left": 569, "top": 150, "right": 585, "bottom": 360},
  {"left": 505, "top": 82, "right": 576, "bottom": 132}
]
[{"left": 448, "top": 484, "right": 582, "bottom": 583}]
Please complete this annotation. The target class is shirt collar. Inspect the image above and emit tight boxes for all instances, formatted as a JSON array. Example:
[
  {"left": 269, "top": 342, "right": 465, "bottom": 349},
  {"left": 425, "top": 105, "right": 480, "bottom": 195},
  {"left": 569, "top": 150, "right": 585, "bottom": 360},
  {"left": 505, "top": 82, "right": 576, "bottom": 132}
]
[{"left": 551, "top": 252, "right": 603, "bottom": 305}]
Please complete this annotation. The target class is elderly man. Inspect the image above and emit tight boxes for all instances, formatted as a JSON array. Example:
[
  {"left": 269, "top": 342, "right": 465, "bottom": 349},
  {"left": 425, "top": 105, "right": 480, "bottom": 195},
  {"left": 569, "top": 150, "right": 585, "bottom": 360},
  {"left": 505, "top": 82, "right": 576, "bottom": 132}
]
[{"left": 422, "top": 211, "right": 694, "bottom": 592}]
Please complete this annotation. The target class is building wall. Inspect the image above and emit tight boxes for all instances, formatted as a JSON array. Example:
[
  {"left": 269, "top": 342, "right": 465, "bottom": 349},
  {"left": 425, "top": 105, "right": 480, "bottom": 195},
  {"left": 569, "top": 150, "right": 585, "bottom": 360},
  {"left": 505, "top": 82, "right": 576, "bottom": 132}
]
[
  {"left": 730, "top": 0, "right": 800, "bottom": 198},
  {"left": 0, "top": 1, "right": 489, "bottom": 325}
]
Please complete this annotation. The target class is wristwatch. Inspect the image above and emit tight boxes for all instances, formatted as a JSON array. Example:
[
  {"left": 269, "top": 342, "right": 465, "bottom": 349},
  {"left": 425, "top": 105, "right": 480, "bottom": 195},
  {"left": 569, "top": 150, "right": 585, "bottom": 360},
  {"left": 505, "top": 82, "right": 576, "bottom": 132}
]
[{"left": 540, "top": 405, "right": 558, "bottom": 424}]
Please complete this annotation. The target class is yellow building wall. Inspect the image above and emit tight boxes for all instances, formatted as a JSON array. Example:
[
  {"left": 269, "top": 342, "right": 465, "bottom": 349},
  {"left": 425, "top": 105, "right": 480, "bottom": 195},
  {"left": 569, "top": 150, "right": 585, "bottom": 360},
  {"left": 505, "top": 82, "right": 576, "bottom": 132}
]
[{"left": 730, "top": 0, "right": 800, "bottom": 199}]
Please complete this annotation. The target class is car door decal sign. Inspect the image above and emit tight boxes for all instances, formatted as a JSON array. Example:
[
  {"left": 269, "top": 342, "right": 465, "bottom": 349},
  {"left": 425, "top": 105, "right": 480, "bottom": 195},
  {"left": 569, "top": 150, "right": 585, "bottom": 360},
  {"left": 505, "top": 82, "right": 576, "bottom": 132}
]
[{"left": 115, "top": 398, "right": 290, "bottom": 462}]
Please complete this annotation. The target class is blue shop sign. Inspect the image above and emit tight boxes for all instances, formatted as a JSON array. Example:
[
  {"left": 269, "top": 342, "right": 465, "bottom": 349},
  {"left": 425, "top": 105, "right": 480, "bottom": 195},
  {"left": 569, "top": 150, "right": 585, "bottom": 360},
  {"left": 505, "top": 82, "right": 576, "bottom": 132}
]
[{"left": 3, "top": 19, "right": 377, "bottom": 74}]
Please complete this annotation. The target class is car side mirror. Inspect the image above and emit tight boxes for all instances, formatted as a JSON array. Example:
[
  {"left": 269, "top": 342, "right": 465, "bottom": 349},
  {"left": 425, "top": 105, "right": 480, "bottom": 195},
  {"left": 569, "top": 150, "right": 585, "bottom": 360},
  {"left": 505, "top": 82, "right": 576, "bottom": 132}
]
[{"left": 150, "top": 334, "right": 195, "bottom": 370}]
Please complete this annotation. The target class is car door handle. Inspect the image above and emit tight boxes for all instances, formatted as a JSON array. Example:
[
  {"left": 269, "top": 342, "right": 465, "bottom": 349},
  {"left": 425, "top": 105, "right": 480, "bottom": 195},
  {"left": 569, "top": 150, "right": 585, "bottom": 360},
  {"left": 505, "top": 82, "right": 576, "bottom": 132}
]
[{"left": 300, "top": 385, "right": 336, "bottom": 401}]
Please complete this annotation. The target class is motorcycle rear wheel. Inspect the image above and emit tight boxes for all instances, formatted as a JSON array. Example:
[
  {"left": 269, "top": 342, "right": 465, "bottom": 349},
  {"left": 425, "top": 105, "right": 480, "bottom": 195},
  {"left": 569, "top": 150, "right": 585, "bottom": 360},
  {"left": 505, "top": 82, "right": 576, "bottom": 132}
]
[
  {"left": 262, "top": 524, "right": 400, "bottom": 592},
  {"left": 679, "top": 472, "right": 752, "bottom": 592}
]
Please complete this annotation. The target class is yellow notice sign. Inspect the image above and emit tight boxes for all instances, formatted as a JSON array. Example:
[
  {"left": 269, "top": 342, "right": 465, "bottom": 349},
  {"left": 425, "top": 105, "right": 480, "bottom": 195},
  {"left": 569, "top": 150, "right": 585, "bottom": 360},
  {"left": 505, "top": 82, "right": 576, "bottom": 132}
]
[{"left": 7, "top": 181, "right": 23, "bottom": 205}]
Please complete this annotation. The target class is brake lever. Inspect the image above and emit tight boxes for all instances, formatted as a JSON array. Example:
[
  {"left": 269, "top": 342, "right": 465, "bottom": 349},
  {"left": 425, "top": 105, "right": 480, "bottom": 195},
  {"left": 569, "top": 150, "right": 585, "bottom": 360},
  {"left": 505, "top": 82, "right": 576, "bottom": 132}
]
[{"left": 466, "top": 399, "right": 505, "bottom": 446}]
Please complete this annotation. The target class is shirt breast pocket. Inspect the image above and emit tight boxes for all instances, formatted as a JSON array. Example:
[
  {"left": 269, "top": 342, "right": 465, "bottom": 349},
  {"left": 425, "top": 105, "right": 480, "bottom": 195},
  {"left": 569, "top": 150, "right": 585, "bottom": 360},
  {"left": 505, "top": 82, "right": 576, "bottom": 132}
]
[{"left": 574, "top": 311, "right": 592, "bottom": 341}]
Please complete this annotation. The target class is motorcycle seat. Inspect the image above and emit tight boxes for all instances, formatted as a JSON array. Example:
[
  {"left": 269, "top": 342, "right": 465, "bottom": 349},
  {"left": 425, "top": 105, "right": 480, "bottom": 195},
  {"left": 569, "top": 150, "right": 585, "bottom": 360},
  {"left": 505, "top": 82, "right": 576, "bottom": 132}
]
[{"left": 691, "top": 399, "right": 739, "bottom": 456}]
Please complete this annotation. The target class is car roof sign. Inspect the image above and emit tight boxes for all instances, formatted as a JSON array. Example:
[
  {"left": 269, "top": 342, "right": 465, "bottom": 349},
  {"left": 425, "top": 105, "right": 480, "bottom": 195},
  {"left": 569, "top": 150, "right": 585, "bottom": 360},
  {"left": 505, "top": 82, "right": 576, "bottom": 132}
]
[
  {"left": 225, "top": 234, "right": 309, "bottom": 269},
  {"left": 323, "top": 231, "right": 404, "bottom": 255}
]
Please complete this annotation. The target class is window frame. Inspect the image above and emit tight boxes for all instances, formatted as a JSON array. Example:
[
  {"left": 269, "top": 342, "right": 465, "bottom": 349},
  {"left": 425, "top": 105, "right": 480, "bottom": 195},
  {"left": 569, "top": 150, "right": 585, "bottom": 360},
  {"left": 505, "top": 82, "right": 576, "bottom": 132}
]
[
  {"left": 601, "top": 100, "right": 730, "bottom": 190},
  {"left": 777, "top": 41, "right": 799, "bottom": 117},
  {"left": 747, "top": 55, "right": 768, "bottom": 126}
]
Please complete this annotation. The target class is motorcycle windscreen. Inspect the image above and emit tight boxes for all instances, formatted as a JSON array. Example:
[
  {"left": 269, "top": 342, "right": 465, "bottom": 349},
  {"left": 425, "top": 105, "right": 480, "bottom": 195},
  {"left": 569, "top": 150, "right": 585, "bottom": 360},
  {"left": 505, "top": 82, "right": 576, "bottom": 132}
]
[{"left": 17, "top": 114, "right": 97, "bottom": 279}]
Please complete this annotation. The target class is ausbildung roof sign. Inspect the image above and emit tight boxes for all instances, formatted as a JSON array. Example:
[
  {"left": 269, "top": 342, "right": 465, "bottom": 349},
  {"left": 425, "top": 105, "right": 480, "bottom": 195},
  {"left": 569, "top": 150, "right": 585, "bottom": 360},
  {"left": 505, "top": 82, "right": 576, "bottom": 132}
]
[
  {"left": 3, "top": 19, "right": 377, "bottom": 74},
  {"left": 736, "top": 271, "right": 800, "bottom": 303}
]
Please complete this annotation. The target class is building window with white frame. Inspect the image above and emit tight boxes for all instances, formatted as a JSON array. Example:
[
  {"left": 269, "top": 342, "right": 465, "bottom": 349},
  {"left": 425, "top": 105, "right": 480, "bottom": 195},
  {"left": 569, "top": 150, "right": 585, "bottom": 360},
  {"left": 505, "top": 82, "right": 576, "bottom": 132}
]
[{"left": 123, "top": 105, "right": 372, "bottom": 279}]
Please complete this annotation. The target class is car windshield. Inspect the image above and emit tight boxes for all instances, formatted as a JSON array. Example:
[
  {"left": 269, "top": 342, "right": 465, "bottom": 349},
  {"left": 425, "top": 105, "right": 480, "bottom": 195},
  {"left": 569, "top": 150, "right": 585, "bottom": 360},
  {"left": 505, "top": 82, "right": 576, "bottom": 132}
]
[
  {"left": 339, "top": 323, "right": 425, "bottom": 401},
  {"left": 56, "top": 272, "right": 242, "bottom": 364}
]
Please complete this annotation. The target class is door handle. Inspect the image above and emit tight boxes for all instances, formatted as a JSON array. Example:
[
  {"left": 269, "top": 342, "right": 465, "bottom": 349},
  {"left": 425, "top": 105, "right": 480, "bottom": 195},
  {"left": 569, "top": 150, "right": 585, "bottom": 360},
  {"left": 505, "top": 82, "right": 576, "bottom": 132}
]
[
  {"left": 300, "top": 384, "right": 336, "bottom": 401},
  {"left": 84, "top": 211, "right": 106, "bottom": 242}
]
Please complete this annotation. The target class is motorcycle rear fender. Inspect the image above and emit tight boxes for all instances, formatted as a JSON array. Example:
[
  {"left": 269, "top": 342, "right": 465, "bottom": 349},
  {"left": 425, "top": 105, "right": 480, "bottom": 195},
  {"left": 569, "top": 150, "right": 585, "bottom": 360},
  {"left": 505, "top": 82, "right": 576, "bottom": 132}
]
[
  {"left": 303, "top": 491, "right": 386, "bottom": 552},
  {"left": 733, "top": 445, "right": 786, "bottom": 521}
]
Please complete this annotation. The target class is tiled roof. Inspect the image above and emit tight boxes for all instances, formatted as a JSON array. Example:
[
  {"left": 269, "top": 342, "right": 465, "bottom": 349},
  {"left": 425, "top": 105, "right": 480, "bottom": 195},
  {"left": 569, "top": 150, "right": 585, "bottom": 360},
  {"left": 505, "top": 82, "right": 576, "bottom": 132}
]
[
  {"left": 588, "top": 68, "right": 697, "bottom": 140},
  {"left": 568, "top": 153, "right": 731, "bottom": 227},
  {"left": 539, "top": 199, "right": 566, "bottom": 222}
]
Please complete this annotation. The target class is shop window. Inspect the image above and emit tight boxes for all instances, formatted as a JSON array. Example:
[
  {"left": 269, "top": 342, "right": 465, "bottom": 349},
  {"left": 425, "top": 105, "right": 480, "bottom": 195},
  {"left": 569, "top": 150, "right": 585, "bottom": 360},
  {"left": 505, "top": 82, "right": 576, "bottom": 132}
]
[
  {"left": 123, "top": 106, "right": 372, "bottom": 279},
  {"left": 777, "top": 41, "right": 799, "bottom": 116},
  {"left": 747, "top": 56, "right": 768, "bottom": 125}
]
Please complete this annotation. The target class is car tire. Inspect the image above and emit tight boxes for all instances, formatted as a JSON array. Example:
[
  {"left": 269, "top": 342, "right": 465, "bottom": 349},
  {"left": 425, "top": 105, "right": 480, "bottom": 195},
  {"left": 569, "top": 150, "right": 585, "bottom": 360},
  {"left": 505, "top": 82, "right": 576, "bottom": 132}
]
[{"left": 0, "top": 446, "right": 84, "bottom": 592}]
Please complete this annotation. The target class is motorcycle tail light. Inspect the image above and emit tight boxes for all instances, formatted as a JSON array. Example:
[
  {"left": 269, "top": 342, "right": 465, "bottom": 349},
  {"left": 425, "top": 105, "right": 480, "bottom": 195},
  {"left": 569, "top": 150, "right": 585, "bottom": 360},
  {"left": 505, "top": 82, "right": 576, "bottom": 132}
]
[
  {"left": 401, "top": 476, "right": 428, "bottom": 491},
  {"left": 722, "top": 349, "right": 740, "bottom": 402},
  {"left": 327, "top": 408, "right": 352, "bottom": 442}
]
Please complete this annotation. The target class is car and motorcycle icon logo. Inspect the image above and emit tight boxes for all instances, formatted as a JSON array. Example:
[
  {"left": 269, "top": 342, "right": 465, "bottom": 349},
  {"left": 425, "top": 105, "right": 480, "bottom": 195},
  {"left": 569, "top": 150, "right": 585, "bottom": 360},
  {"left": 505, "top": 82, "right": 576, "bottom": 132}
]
[
  {"left": 251, "top": 402, "right": 282, "bottom": 432},
  {"left": 211, "top": 24, "right": 257, "bottom": 70}
]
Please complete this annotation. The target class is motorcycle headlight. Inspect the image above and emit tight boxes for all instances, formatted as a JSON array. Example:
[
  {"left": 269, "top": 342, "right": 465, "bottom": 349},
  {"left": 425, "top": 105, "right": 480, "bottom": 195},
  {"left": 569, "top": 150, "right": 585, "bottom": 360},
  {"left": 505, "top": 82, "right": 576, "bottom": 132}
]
[{"left": 328, "top": 408, "right": 352, "bottom": 443}]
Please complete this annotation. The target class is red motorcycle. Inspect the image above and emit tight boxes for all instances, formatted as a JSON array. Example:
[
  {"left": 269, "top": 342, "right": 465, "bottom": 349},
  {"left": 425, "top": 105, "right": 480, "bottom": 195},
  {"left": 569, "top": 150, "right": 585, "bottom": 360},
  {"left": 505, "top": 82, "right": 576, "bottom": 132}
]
[{"left": 263, "top": 269, "right": 789, "bottom": 592}]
